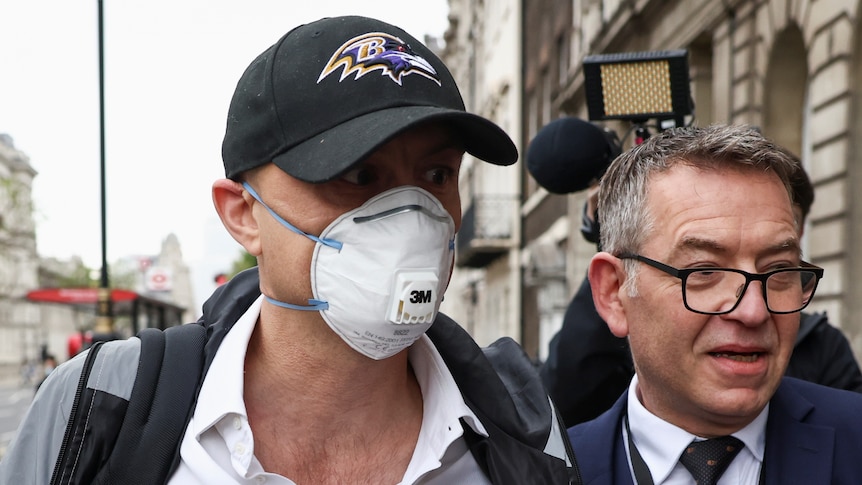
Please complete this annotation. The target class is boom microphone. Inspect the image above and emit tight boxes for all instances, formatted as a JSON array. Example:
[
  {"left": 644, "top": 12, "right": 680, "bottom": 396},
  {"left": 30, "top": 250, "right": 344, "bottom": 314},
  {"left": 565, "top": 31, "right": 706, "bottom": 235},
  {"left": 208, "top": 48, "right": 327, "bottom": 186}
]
[{"left": 526, "top": 117, "right": 621, "bottom": 194}]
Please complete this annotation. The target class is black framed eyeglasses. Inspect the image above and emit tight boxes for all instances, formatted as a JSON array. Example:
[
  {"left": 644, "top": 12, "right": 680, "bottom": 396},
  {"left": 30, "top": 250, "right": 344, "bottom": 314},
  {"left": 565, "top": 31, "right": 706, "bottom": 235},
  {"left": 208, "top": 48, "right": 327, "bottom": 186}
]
[{"left": 618, "top": 253, "right": 824, "bottom": 315}]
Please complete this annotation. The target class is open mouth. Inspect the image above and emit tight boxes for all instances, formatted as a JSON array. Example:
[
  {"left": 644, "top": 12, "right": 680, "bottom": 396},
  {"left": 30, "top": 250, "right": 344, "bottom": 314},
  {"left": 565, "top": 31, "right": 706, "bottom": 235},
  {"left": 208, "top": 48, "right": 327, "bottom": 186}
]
[{"left": 710, "top": 352, "right": 762, "bottom": 363}]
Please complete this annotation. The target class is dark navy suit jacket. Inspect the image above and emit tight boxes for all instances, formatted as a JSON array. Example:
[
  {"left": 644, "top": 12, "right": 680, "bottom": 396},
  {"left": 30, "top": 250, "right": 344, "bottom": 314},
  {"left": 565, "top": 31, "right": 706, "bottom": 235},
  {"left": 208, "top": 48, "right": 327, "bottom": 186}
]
[{"left": 567, "top": 377, "right": 862, "bottom": 484}]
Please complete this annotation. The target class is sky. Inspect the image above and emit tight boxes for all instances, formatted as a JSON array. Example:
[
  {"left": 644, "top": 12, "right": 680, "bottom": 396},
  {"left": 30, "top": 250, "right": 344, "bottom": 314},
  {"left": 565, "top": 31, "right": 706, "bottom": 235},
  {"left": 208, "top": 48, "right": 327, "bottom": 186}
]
[{"left": 0, "top": 0, "right": 450, "bottom": 312}]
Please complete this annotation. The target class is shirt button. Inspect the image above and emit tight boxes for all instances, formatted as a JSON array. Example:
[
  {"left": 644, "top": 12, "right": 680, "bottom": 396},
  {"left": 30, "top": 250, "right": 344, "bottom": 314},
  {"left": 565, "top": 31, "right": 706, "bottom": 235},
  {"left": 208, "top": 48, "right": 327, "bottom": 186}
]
[
  {"left": 256, "top": 477, "right": 266, "bottom": 484},
  {"left": 234, "top": 442, "right": 247, "bottom": 455},
  {"left": 233, "top": 416, "right": 242, "bottom": 430}
]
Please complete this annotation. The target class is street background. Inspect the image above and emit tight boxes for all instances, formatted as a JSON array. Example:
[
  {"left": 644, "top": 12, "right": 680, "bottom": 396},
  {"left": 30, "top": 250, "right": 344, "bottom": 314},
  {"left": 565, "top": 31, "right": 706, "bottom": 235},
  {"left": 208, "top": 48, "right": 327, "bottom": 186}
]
[{"left": 0, "top": 378, "right": 36, "bottom": 460}]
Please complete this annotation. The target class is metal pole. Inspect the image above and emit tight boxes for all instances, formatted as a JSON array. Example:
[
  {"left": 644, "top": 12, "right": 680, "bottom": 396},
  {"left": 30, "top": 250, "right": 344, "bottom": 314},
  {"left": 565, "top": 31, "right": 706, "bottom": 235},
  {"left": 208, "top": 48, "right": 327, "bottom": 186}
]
[{"left": 94, "top": 0, "right": 113, "bottom": 334}]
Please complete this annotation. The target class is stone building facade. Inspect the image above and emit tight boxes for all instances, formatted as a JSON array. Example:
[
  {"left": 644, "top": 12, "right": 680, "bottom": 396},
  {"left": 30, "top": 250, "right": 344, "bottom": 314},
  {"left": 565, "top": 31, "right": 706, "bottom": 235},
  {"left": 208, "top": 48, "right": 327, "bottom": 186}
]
[
  {"left": 441, "top": 0, "right": 525, "bottom": 348},
  {"left": 0, "top": 136, "right": 83, "bottom": 377},
  {"left": 443, "top": 0, "right": 862, "bottom": 363}
]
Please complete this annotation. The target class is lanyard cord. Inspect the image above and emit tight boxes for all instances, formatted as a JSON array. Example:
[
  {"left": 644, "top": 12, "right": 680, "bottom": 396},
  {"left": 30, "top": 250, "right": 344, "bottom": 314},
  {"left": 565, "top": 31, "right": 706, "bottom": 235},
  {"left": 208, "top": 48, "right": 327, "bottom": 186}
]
[{"left": 625, "top": 413, "right": 655, "bottom": 485}]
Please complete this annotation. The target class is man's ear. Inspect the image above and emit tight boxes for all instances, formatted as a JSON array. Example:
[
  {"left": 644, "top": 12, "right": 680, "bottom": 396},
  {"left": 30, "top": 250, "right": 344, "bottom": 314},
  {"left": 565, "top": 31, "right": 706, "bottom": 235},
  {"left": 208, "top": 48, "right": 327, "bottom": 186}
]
[
  {"left": 212, "top": 179, "right": 262, "bottom": 256},
  {"left": 588, "top": 252, "right": 630, "bottom": 338}
]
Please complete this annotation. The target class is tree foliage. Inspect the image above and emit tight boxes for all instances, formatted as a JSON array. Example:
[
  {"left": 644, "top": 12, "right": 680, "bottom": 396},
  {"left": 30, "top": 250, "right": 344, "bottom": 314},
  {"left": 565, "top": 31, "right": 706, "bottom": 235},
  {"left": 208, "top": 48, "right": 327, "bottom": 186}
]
[{"left": 230, "top": 250, "right": 257, "bottom": 277}]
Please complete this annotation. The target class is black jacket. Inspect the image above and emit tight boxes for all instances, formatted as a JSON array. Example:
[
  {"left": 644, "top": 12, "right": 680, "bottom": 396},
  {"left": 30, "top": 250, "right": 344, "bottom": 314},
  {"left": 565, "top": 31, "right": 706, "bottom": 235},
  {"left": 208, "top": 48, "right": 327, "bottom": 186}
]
[{"left": 786, "top": 310, "right": 862, "bottom": 392}]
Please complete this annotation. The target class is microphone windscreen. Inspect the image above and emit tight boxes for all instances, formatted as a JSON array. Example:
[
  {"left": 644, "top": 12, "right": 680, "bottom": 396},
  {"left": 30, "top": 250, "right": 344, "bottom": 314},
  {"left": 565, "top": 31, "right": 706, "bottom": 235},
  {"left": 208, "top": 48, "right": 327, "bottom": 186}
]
[{"left": 526, "top": 117, "right": 612, "bottom": 194}]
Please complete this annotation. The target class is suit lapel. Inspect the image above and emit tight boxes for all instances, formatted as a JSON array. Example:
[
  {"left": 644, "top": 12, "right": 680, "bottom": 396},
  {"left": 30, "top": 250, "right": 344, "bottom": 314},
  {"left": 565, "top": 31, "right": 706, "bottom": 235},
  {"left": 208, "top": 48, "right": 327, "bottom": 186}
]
[
  {"left": 569, "top": 391, "right": 635, "bottom": 485},
  {"left": 763, "top": 379, "right": 835, "bottom": 484}
]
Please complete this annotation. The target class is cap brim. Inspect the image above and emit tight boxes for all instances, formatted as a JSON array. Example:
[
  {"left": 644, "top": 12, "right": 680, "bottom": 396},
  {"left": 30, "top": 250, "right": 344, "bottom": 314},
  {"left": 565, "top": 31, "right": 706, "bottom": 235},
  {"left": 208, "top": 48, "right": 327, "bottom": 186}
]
[{"left": 272, "top": 106, "right": 518, "bottom": 183}]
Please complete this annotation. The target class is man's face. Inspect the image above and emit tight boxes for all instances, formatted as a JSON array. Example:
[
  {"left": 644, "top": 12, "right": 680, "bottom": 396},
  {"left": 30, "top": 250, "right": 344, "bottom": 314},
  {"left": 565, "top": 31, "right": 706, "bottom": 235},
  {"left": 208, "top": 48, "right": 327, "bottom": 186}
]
[
  {"left": 248, "top": 123, "right": 464, "bottom": 305},
  {"left": 622, "top": 164, "right": 800, "bottom": 436}
]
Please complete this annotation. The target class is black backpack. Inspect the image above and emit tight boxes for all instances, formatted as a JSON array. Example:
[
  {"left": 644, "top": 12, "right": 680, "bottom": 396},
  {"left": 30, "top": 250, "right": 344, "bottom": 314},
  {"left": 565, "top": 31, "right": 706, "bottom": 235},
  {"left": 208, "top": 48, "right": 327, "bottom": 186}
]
[{"left": 50, "top": 324, "right": 207, "bottom": 485}]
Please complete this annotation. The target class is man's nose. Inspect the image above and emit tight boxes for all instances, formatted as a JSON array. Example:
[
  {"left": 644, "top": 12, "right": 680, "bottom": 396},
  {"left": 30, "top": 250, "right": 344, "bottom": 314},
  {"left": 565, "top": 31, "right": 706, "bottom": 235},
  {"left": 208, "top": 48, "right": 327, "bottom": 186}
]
[{"left": 725, "top": 280, "right": 771, "bottom": 326}]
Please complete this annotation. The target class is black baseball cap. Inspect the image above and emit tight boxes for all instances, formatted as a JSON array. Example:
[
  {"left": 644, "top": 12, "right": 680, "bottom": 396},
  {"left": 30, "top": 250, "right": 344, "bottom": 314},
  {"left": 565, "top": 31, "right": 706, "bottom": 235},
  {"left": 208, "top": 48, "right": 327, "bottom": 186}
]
[{"left": 222, "top": 15, "right": 518, "bottom": 182}]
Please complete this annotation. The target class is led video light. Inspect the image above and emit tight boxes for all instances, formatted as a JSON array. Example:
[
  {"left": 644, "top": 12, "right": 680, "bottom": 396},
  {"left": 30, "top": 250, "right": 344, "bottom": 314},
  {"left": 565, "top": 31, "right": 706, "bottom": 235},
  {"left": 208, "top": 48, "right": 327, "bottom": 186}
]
[{"left": 584, "top": 50, "right": 691, "bottom": 122}]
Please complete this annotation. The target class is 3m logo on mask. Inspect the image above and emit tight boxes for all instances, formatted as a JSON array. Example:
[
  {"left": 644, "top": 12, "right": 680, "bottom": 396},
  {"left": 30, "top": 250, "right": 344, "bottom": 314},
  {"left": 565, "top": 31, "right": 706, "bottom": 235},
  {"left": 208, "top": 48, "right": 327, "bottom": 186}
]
[
  {"left": 389, "top": 271, "right": 440, "bottom": 324},
  {"left": 410, "top": 290, "right": 432, "bottom": 304}
]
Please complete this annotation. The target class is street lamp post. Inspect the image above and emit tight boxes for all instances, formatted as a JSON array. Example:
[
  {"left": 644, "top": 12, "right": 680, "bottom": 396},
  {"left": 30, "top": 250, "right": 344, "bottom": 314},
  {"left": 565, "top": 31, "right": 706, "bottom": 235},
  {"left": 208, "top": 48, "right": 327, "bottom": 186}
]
[{"left": 94, "top": 0, "right": 113, "bottom": 335}]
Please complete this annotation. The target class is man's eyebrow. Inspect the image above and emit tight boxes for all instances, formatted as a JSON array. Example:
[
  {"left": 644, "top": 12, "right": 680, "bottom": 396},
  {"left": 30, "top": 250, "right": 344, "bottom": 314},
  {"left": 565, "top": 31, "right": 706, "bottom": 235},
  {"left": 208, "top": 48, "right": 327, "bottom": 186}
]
[
  {"left": 670, "top": 237, "right": 727, "bottom": 258},
  {"left": 765, "top": 237, "right": 803, "bottom": 257},
  {"left": 670, "top": 236, "right": 801, "bottom": 259}
]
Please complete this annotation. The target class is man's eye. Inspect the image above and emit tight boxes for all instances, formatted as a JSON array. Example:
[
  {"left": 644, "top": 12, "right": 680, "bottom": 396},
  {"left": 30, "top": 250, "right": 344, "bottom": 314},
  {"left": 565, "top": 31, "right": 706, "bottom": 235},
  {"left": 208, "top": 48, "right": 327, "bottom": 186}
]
[
  {"left": 341, "top": 166, "right": 375, "bottom": 186},
  {"left": 426, "top": 167, "right": 453, "bottom": 185}
]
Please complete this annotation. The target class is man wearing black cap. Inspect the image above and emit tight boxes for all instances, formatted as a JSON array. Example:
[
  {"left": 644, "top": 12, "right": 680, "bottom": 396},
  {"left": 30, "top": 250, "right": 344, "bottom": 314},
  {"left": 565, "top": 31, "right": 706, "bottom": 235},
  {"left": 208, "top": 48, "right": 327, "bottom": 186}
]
[{"left": 1, "top": 16, "right": 578, "bottom": 485}]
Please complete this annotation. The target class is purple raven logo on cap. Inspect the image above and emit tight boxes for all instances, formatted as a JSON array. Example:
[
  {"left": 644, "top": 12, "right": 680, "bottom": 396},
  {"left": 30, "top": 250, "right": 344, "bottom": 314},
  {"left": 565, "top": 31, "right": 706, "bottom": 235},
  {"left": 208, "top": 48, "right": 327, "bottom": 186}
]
[{"left": 317, "top": 32, "right": 441, "bottom": 86}]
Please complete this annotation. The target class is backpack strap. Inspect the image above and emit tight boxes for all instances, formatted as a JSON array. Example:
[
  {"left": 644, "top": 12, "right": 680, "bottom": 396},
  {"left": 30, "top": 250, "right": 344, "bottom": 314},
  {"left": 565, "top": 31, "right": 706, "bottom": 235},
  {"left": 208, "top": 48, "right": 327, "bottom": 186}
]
[
  {"left": 50, "top": 341, "right": 107, "bottom": 485},
  {"left": 93, "top": 324, "right": 207, "bottom": 484}
]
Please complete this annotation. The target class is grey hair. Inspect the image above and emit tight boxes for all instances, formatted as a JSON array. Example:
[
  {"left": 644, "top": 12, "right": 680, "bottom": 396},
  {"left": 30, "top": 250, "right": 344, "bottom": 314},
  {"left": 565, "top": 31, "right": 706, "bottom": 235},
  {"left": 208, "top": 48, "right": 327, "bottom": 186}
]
[{"left": 597, "top": 124, "right": 798, "bottom": 295}]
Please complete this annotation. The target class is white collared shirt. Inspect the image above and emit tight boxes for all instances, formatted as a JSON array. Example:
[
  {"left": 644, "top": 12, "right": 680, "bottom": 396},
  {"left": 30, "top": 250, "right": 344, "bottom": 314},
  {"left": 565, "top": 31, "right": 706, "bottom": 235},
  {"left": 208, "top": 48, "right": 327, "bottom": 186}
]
[
  {"left": 624, "top": 374, "right": 766, "bottom": 485},
  {"left": 168, "top": 295, "right": 491, "bottom": 484}
]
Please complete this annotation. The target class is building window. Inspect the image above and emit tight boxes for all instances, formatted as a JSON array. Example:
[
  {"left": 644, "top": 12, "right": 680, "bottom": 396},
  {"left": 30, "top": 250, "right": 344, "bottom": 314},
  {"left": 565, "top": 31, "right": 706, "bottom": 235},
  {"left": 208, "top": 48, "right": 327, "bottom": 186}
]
[{"left": 557, "top": 32, "right": 569, "bottom": 86}]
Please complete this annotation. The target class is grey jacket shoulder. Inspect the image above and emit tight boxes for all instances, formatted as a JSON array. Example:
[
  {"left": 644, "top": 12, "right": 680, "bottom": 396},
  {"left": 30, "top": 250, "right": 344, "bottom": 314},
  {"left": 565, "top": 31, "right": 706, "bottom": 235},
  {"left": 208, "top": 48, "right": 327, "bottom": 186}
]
[{"left": 0, "top": 338, "right": 141, "bottom": 485}]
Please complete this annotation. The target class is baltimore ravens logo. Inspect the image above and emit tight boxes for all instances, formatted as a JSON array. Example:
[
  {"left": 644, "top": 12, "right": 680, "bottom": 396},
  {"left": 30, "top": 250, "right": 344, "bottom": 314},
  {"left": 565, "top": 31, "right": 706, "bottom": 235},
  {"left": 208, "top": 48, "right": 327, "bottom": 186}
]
[{"left": 317, "top": 32, "right": 441, "bottom": 86}]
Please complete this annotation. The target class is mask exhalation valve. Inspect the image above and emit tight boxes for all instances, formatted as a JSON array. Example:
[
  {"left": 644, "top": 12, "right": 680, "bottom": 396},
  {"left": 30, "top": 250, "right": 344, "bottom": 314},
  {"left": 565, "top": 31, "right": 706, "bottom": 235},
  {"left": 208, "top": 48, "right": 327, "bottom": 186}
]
[{"left": 388, "top": 270, "right": 439, "bottom": 324}]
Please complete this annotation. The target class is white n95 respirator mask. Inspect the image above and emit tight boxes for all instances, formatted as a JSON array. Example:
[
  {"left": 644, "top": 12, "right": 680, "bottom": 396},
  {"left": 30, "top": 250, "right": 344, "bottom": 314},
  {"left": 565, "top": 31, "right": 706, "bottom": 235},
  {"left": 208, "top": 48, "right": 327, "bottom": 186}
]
[{"left": 244, "top": 183, "right": 456, "bottom": 360}]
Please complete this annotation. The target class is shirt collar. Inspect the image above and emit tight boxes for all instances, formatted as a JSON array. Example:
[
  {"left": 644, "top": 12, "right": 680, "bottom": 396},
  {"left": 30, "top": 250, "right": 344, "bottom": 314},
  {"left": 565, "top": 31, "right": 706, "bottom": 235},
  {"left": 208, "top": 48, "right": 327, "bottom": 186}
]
[
  {"left": 409, "top": 334, "right": 488, "bottom": 440},
  {"left": 400, "top": 334, "right": 488, "bottom": 483},
  {"left": 191, "top": 294, "right": 263, "bottom": 437},
  {"left": 626, "top": 374, "right": 767, "bottom": 484}
]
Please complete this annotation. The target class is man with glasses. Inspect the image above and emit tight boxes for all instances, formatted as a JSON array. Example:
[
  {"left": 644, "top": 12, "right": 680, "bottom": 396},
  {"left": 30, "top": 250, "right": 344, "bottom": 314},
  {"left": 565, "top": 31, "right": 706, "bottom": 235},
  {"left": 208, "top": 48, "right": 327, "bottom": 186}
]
[
  {"left": 567, "top": 124, "right": 862, "bottom": 484},
  {"left": 541, "top": 144, "right": 862, "bottom": 428}
]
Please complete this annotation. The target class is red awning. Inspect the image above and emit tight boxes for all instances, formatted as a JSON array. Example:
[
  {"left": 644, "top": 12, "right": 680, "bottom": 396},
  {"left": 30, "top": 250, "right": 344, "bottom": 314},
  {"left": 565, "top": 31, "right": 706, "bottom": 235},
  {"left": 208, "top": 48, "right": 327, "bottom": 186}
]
[{"left": 26, "top": 288, "right": 138, "bottom": 304}]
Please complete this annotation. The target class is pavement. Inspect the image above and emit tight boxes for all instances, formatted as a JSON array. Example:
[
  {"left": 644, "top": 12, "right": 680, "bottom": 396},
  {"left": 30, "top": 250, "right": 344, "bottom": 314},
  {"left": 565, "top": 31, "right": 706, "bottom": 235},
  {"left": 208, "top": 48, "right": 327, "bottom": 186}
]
[{"left": 0, "top": 378, "right": 36, "bottom": 462}]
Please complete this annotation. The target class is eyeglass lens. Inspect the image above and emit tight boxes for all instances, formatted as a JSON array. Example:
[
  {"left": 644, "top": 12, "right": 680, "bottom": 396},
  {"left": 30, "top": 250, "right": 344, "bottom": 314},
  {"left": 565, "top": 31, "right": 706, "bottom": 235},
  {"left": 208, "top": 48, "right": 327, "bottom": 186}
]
[{"left": 684, "top": 269, "right": 819, "bottom": 314}]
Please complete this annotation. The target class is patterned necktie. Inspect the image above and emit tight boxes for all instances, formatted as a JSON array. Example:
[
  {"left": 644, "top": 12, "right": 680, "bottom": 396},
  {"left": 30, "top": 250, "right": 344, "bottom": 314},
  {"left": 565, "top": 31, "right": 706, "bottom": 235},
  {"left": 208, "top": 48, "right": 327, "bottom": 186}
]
[{"left": 679, "top": 436, "right": 744, "bottom": 485}]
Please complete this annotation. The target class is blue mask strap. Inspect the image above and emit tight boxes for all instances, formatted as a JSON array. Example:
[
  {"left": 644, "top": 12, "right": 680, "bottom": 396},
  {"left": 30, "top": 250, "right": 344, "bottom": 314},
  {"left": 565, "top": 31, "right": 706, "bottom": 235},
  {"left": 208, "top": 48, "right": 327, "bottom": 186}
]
[
  {"left": 242, "top": 182, "right": 343, "bottom": 250},
  {"left": 265, "top": 295, "right": 329, "bottom": 311}
]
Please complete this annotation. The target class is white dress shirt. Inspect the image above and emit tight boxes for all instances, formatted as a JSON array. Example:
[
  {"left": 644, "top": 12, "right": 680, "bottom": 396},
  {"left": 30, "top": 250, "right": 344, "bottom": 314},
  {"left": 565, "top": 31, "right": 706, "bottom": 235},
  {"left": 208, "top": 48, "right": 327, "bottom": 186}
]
[
  {"left": 624, "top": 374, "right": 767, "bottom": 485},
  {"left": 168, "top": 295, "right": 491, "bottom": 484}
]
